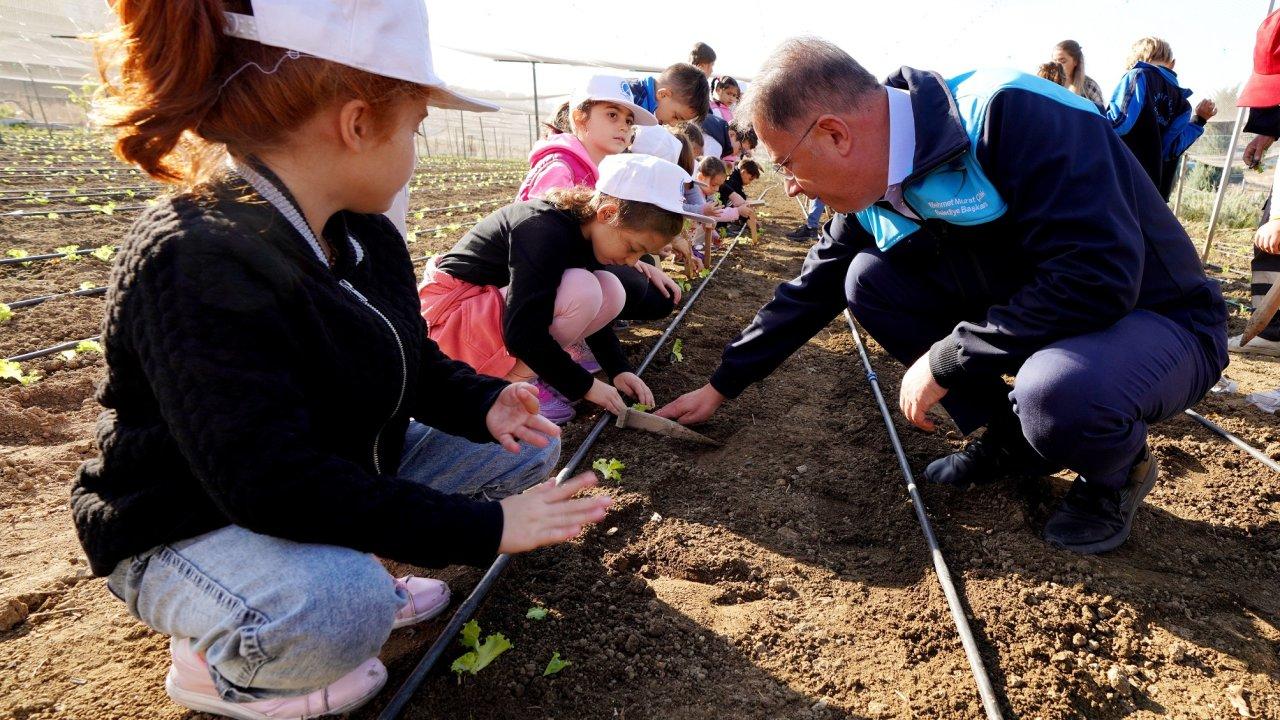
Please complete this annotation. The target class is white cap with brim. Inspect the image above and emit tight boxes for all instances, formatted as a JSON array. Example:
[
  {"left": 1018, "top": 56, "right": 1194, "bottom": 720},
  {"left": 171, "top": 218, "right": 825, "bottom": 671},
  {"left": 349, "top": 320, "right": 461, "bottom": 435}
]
[
  {"left": 597, "top": 154, "right": 717, "bottom": 224},
  {"left": 222, "top": 0, "right": 499, "bottom": 113},
  {"left": 630, "top": 126, "right": 683, "bottom": 165},
  {"left": 570, "top": 75, "right": 660, "bottom": 127}
]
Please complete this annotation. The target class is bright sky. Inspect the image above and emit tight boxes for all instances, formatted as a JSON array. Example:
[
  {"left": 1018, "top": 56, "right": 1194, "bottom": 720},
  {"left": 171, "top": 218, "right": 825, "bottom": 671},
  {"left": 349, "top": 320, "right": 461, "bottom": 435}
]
[{"left": 431, "top": 0, "right": 1267, "bottom": 113}]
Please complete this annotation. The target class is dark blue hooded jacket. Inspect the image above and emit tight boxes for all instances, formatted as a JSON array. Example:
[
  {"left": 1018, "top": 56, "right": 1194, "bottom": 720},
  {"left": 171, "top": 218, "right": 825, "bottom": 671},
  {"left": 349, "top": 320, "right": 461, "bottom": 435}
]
[
  {"left": 709, "top": 67, "right": 1227, "bottom": 399},
  {"left": 1108, "top": 61, "right": 1206, "bottom": 199}
]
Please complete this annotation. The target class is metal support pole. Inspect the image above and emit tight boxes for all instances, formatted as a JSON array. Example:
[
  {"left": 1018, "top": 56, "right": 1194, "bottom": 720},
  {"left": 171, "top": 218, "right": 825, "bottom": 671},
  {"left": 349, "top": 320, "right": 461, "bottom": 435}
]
[
  {"left": 23, "top": 66, "right": 52, "bottom": 136},
  {"left": 530, "top": 62, "right": 541, "bottom": 126},
  {"left": 1204, "top": 107, "right": 1246, "bottom": 261},
  {"left": 478, "top": 115, "right": 488, "bottom": 160},
  {"left": 1172, "top": 154, "right": 1188, "bottom": 218},
  {"left": 459, "top": 112, "right": 467, "bottom": 158}
]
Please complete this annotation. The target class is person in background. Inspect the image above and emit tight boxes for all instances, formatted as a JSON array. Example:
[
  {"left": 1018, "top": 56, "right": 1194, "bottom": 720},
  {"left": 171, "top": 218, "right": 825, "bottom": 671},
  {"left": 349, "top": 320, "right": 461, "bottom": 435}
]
[
  {"left": 733, "top": 119, "right": 758, "bottom": 157},
  {"left": 1108, "top": 36, "right": 1217, "bottom": 200},
  {"left": 631, "top": 125, "right": 704, "bottom": 276},
  {"left": 691, "top": 42, "right": 717, "bottom": 78},
  {"left": 785, "top": 196, "right": 826, "bottom": 242},
  {"left": 1036, "top": 61, "right": 1068, "bottom": 87},
  {"left": 1053, "top": 39, "right": 1106, "bottom": 110},
  {"left": 517, "top": 75, "right": 657, "bottom": 202},
  {"left": 711, "top": 76, "right": 740, "bottom": 122},
  {"left": 719, "top": 158, "right": 762, "bottom": 240},
  {"left": 421, "top": 156, "right": 712, "bottom": 424},
  {"left": 623, "top": 64, "right": 712, "bottom": 125},
  {"left": 1231, "top": 9, "right": 1280, "bottom": 355},
  {"left": 76, "top": 2, "right": 611, "bottom": 718},
  {"left": 698, "top": 111, "right": 733, "bottom": 161},
  {"left": 691, "top": 156, "right": 739, "bottom": 254}
]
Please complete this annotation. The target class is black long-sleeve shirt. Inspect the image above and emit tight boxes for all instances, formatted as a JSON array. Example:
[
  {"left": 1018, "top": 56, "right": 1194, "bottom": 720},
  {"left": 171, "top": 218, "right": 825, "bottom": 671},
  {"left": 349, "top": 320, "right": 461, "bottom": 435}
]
[
  {"left": 72, "top": 173, "right": 510, "bottom": 577},
  {"left": 436, "top": 201, "right": 632, "bottom": 400}
]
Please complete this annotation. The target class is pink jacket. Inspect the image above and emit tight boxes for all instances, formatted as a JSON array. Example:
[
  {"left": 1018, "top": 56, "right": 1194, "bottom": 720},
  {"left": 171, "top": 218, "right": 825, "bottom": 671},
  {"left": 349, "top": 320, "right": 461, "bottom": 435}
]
[
  {"left": 711, "top": 101, "right": 735, "bottom": 124},
  {"left": 516, "top": 134, "right": 599, "bottom": 201}
]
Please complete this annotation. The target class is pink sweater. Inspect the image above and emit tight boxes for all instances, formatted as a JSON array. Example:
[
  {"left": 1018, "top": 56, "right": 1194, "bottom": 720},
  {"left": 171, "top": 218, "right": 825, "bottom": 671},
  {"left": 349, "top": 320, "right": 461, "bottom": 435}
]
[{"left": 516, "top": 134, "right": 599, "bottom": 200}]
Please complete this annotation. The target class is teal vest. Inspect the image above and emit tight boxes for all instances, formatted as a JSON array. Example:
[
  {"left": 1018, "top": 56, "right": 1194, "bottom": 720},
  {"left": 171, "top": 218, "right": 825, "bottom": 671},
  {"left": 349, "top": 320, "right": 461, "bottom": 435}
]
[{"left": 856, "top": 69, "right": 1100, "bottom": 251}]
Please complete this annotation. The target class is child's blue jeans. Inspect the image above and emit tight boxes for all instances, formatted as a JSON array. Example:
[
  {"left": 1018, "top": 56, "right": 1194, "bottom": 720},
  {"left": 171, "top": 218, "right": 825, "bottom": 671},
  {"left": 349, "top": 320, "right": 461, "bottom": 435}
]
[{"left": 106, "top": 422, "right": 559, "bottom": 701}]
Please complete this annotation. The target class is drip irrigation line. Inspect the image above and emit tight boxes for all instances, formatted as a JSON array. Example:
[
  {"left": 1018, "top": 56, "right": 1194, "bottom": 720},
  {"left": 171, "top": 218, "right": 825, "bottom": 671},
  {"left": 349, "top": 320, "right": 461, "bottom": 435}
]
[
  {"left": 5, "top": 286, "right": 106, "bottom": 309},
  {"left": 0, "top": 247, "right": 99, "bottom": 265},
  {"left": 377, "top": 189, "right": 768, "bottom": 720},
  {"left": 1184, "top": 408, "right": 1280, "bottom": 473},
  {"left": 6, "top": 336, "right": 101, "bottom": 364},
  {"left": 843, "top": 310, "right": 1005, "bottom": 720}
]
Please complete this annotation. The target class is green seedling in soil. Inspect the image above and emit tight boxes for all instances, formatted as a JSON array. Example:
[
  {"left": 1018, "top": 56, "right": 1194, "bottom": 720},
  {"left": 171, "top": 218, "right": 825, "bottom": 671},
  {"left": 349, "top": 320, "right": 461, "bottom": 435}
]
[
  {"left": 631, "top": 403, "right": 652, "bottom": 412},
  {"left": 450, "top": 619, "right": 512, "bottom": 676},
  {"left": 54, "top": 245, "right": 81, "bottom": 261},
  {"left": 671, "top": 338, "right": 685, "bottom": 363},
  {"left": 89, "top": 201, "right": 116, "bottom": 216},
  {"left": 592, "top": 458, "right": 625, "bottom": 482},
  {"left": 526, "top": 606, "right": 548, "bottom": 620},
  {"left": 543, "top": 652, "right": 571, "bottom": 677},
  {"left": 698, "top": 269, "right": 711, "bottom": 279},
  {"left": 45, "top": 212, "right": 60, "bottom": 220},
  {"left": 5, "top": 249, "right": 31, "bottom": 266},
  {"left": 0, "top": 360, "right": 40, "bottom": 386},
  {"left": 90, "top": 245, "right": 115, "bottom": 262},
  {"left": 59, "top": 340, "right": 103, "bottom": 362},
  {"left": 79, "top": 281, "right": 96, "bottom": 291},
  {"left": 675, "top": 278, "right": 692, "bottom": 293},
  {"left": 0, "top": 303, "right": 11, "bottom": 324}
]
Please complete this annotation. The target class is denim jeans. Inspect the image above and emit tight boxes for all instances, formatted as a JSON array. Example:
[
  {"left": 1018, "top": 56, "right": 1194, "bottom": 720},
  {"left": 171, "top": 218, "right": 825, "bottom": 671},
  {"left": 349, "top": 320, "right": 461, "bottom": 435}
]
[
  {"left": 106, "top": 422, "right": 559, "bottom": 701},
  {"left": 806, "top": 198, "right": 826, "bottom": 228}
]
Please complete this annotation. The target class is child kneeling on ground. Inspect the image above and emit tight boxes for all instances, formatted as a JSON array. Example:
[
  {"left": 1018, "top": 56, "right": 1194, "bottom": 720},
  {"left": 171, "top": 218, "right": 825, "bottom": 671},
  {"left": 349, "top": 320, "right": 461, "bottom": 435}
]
[
  {"left": 71, "top": 2, "right": 612, "bottom": 719},
  {"left": 421, "top": 155, "right": 715, "bottom": 425}
]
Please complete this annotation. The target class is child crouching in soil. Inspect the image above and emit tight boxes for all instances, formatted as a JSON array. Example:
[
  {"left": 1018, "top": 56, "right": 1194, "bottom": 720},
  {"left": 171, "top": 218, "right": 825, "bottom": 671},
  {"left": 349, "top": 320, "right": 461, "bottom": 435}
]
[{"left": 71, "top": 2, "right": 612, "bottom": 719}]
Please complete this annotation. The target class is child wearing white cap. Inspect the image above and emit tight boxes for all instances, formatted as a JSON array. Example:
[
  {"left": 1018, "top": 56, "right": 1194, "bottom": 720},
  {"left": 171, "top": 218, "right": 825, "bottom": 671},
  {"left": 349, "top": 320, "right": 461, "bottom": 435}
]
[
  {"left": 422, "top": 155, "right": 714, "bottom": 424},
  {"left": 72, "top": 2, "right": 614, "bottom": 718}
]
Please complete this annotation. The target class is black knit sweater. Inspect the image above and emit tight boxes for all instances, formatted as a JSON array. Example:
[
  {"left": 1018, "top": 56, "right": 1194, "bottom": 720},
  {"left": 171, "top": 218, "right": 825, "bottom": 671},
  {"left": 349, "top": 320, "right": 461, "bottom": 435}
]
[{"left": 71, "top": 173, "right": 510, "bottom": 576}]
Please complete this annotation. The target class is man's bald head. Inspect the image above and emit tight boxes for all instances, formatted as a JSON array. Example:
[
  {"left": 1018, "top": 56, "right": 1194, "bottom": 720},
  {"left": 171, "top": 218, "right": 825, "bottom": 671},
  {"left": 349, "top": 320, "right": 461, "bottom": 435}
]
[{"left": 739, "top": 37, "right": 881, "bottom": 134}]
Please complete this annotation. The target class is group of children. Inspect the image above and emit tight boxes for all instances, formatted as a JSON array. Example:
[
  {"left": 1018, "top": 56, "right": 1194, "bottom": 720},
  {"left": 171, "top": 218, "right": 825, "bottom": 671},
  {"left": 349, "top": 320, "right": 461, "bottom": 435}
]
[{"left": 421, "top": 42, "right": 765, "bottom": 425}]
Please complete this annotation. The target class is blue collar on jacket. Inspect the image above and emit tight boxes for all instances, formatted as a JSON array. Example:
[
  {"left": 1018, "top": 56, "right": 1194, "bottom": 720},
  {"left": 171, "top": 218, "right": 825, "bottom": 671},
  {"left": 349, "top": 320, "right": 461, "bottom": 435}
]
[
  {"left": 1132, "top": 61, "right": 1192, "bottom": 100},
  {"left": 883, "top": 67, "right": 971, "bottom": 187}
]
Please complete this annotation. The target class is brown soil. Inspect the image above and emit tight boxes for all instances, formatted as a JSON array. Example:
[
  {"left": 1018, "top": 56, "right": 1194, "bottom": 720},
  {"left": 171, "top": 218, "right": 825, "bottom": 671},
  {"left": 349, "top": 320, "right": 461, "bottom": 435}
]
[{"left": 2, "top": 147, "right": 1279, "bottom": 720}]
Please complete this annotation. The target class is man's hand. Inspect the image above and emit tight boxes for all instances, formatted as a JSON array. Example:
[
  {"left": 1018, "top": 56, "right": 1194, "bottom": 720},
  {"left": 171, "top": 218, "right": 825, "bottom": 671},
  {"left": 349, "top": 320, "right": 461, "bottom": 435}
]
[
  {"left": 487, "top": 382, "right": 562, "bottom": 453},
  {"left": 655, "top": 383, "right": 726, "bottom": 425},
  {"left": 899, "top": 355, "right": 949, "bottom": 432},
  {"left": 1257, "top": 218, "right": 1280, "bottom": 255},
  {"left": 1245, "top": 134, "right": 1276, "bottom": 169}
]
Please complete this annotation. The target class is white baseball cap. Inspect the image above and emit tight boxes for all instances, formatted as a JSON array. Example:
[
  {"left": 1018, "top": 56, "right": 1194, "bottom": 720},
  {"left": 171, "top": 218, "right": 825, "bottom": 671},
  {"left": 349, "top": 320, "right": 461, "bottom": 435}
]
[
  {"left": 597, "top": 154, "right": 716, "bottom": 224},
  {"left": 630, "top": 126, "right": 683, "bottom": 166},
  {"left": 222, "top": 0, "right": 499, "bottom": 113},
  {"left": 570, "top": 75, "right": 659, "bottom": 127}
]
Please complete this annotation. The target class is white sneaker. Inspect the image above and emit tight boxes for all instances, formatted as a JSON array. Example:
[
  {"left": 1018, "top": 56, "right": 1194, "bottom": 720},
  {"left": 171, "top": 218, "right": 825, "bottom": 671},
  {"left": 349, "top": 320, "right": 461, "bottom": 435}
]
[{"left": 1228, "top": 334, "right": 1280, "bottom": 357}]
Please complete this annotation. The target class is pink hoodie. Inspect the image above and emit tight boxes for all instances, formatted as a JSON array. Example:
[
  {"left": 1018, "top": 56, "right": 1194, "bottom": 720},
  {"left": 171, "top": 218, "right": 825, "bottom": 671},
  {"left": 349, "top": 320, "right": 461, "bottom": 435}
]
[{"left": 515, "top": 134, "right": 599, "bottom": 201}]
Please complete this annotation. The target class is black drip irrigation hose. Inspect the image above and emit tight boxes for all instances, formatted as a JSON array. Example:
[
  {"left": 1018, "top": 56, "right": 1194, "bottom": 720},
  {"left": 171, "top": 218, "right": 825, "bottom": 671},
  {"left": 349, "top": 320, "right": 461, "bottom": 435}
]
[
  {"left": 842, "top": 310, "right": 1005, "bottom": 720},
  {"left": 1184, "top": 408, "right": 1280, "bottom": 473},
  {"left": 5, "top": 286, "right": 106, "bottom": 309},
  {"left": 6, "top": 336, "right": 101, "bottom": 364},
  {"left": 376, "top": 192, "right": 767, "bottom": 720}
]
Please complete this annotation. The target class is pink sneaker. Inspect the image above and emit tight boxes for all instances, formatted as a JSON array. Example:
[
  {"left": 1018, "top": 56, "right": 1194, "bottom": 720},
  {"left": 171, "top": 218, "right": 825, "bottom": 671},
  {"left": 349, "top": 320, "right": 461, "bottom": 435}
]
[
  {"left": 567, "top": 342, "right": 601, "bottom": 373},
  {"left": 165, "top": 637, "right": 385, "bottom": 720},
  {"left": 392, "top": 575, "right": 451, "bottom": 629},
  {"left": 533, "top": 379, "right": 576, "bottom": 425}
]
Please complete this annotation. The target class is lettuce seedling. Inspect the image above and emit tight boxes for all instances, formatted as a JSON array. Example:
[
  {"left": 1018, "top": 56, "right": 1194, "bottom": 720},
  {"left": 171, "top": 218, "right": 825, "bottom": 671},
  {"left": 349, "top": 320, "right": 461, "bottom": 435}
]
[
  {"left": 90, "top": 245, "right": 115, "bottom": 262},
  {"left": 631, "top": 403, "right": 652, "bottom": 412},
  {"left": 6, "top": 249, "right": 31, "bottom": 266},
  {"left": 526, "top": 606, "right": 548, "bottom": 620},
  {"left": 54, "top": 245, "right": 80, "bottom": 261},
  {"left": 0, "top": 303, "right": 11, "bottom": 324},
  {"left": 543, "top": 652, "right": 571, "bottom": 677},
  {"left": 450, "top": 619, "right": 512, "bottom": 676},
  {"left": 592, "top": 458, "right": 625, "bottom": 481},
  {"left": 78, "top": 282, "right": 95, "bottom": 291},
  {"left": 671, "top": 338, "right": 684, "bottom": 363},
  {"left": 0, "top": 360, "right": 39, "bottom": 386}
]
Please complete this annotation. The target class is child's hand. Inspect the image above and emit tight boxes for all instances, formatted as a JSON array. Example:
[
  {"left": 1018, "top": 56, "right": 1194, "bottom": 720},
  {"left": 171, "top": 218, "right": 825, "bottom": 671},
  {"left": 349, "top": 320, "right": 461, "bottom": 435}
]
[
  {"left": 670, "top": 236, "right": 704, "bottom": 278},
  {"left": 486, "top": 382, "right": 562, "bottom": 453},
  {"left": 701, "top": 201, "right": 720, "bottom": 215},
  {"left": 612, "top": 372, "right": 655, "bottom": 408},
  {"left": 1257, "top": 218, "right": 1280, "bottom": 255},
  {"left": 635, "top": 262, "right": 682, "bottom": 304},
  {"left": 1195, "top": 99, "right": 1217, "bottom": 122},
  {"left": 585, "top": 378, "right": 628, "bottom": 415},
  {"left": 498, "top": 472, "right": 612, "bottom": 554}
]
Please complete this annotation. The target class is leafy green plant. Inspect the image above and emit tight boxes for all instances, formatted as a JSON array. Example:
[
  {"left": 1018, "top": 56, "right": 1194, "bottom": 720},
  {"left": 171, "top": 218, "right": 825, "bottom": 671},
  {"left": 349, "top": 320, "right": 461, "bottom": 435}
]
[
  {"left": 592, "top": 458, "right": 625, "bottom": 481},
  {"left": 450, "top": 620, "right": 512, "bottom": 676},
  {"left": 671, "top": 338, "right": 685, "bottom": 363},
  {"left": 5, "top": 248, "right": 30, "bottom": 266},
  {"left": 90, "top": 245, "right": 115, "bottom": 262},
  {"left": 543, "top": 652, "right": 571, "bottom": 677},
  {"left": 54, "top": 245, "right": 81, "bottom": 261},
  {"left": 0, "top": 360, "right": 40, "bottom": 386},
  {"left": 78, "top": 281, "right": 96, "bottom": 291},
  {"left": 675, "top": 278, "right": 691, "bottom": 293},
  {"left": 0, "top": 303, "right": 11, "bottom": 324},
  {"left": 89, "top": 201, "right": 116, "bottom": 216},
  {"left": 630, "top": 403, "right": 652, "bottom": 412},
  {"left": 526, "top": 606, "right": 548, "bottom": 620}
]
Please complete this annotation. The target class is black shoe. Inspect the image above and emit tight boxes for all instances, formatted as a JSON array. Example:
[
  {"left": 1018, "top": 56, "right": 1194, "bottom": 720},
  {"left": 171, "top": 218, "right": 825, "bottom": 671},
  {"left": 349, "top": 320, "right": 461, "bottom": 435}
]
[
  {"left": 784, "top": 224, "right": 817, "bottom": 241},
  {"left": 923, "top": 422, "right": 1055, "bottom": 488},
  {"left": 1043, "top": 447, "right": 1158, "bottom": 554}
]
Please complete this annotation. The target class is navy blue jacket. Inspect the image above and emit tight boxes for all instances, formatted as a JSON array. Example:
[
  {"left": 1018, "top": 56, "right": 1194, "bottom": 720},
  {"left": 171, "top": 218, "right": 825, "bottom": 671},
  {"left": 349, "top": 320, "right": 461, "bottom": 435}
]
[
  {"left": 1108, "top": 62, "right": 1206, "bottom": 199},
  {"left": 710, "top": 67, "right": 1227, "bottom": 399}
]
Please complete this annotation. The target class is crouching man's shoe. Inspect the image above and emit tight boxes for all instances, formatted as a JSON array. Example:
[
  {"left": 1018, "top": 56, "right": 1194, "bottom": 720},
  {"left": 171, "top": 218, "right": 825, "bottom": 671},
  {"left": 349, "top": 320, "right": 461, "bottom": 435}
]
[
  {"left": 1043, "top": 446, "right": 1158, "bottom": 554},
  {"left": 924, "top": 420, "right": 1056, "bottom": 488}
]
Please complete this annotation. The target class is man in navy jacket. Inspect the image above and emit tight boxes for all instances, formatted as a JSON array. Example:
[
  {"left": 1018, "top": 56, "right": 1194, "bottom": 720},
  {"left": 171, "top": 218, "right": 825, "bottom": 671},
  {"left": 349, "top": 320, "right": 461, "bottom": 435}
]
[{"left": 657, "top": 38, "right": 1227, "bottom": 554}]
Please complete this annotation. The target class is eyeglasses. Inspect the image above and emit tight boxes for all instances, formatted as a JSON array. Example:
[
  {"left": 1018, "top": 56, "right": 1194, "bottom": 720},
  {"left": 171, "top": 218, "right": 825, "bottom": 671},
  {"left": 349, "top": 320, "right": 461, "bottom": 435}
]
[{"left": 772, "top": 117, "right": 819, "bottom": 181}]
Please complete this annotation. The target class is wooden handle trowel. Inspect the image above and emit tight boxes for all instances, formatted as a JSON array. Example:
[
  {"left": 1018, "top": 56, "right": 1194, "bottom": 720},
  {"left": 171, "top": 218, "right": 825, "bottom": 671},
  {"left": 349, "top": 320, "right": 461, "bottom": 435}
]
[{"left": 614, "top": 407, "right": 721, "bottom": 447}]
